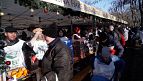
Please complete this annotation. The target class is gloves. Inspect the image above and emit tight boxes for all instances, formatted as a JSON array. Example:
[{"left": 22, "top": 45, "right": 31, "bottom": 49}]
[
  {"left": 31, "top": 55, "right": 37, "bottom": 63},
  {"left": 110, "top": 49, "right": 116, "bottom": 55}
]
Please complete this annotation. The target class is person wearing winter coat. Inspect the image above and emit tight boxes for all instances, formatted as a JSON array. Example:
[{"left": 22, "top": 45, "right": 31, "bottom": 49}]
[
  {"left": 91, "top": 47, "right": 115, "bottom": 81},
  {"left": 40, "top": 26, "right": 73, "bottom": 81}
]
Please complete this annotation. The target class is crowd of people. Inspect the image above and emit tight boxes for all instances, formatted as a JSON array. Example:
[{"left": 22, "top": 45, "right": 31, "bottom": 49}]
[
  {"left": 0, "top": 25, "right": 73, "bottom": 81},
  {"left": 0, "top": 23, "right": 143, "bottom": 81}
]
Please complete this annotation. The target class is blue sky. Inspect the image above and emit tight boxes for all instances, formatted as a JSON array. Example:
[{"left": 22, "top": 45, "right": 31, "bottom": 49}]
[{"left": 80, "top": 0, "right": 114, "bottom": 12}]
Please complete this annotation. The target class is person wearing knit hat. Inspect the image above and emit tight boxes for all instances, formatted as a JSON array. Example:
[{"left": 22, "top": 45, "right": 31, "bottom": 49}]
[
  {"left": 91, "top": 46, "right": 115, "bottom": 81},
  {"left": 40, "top": 26, "right": 73, "bottom": 81},
  {"left": 101, "top": 47, "right": 111, "bottom": 58}
]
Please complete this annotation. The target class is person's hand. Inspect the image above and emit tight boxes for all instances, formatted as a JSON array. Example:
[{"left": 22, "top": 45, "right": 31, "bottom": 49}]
[
  {"left": 33, "top": 28, "right": 43, "bottom": 33},
  {"left": 110, "top": 49, "right": 116, "bottom": 55},
  {"left": 35, "top": 31, "right": 42, "bottom": 36},
  {"left": 34, "top": 28, "right": 43, "bottom": 37}
]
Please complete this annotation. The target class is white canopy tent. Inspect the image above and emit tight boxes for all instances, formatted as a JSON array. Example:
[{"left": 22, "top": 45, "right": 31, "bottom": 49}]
[
  {"left": 41, "top": 0, "right": 128, "bottom": 24},
  {"left": 1, "top": 0, "right": 127, "bottom": 29}
]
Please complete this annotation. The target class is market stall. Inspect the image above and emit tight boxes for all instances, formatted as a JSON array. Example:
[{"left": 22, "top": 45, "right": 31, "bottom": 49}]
[{"left": 0, "top": 0, "right": 128, "bottom": 81}]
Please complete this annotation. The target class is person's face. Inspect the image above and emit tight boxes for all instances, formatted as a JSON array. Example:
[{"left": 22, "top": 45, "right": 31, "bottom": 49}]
[
  {"left": 5, "top": 32, "right": 17, "bottom": 41},
  {"left": 44, "top": 35, "right": 50, "bottom": 44},
  {"left": 59, "top": 30, "right": 63, "bottom": 37},
  {"left": 109, "top": 25, "right": 114, "bottom": 31},
  {"left": 38, "top": 33, "right": 45, "bottom": 40}
]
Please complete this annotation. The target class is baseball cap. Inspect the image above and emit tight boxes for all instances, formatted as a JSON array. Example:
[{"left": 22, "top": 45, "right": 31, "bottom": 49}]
[{"left": 5, "top": 26, "right": 17, "bottom": 32}]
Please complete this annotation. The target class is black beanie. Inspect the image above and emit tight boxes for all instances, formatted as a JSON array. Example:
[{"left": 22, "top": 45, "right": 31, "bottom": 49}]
[{"left": 42, "top": 23, "right": 57, "bottom": 38}]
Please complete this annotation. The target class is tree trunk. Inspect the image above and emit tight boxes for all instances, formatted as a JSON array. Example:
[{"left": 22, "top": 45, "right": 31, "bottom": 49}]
[
  {"left": 130, "top": 0, "right": 135, "bottom": 27},
  {"left": 139, "top": 0, "right": 143, "bottom": 27}
]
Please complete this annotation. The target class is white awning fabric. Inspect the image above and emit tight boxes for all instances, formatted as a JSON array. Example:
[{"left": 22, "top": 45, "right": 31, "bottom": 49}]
[{"left": 41, "top": 0, "right": 128, "bottom": 24}]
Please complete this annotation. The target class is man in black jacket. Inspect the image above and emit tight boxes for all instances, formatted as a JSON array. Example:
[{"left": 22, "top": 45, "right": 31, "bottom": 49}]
[{"left": 40, "top": 26, "right": 73, "bottom": 81}]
